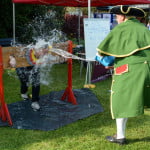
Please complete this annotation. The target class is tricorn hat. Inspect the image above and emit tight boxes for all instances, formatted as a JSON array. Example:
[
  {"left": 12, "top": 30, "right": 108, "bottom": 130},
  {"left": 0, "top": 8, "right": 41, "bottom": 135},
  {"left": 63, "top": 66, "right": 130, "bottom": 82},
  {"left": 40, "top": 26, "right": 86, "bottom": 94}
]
[{"left": 110, "top": 5, "right": 146, "bottom": 17}]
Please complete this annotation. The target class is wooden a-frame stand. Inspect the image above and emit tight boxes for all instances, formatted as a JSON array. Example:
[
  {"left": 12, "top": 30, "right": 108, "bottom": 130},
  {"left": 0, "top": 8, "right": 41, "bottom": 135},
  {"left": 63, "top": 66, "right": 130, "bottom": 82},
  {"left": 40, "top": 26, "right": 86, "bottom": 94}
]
[{"left": 0, "top": 40, "right": 77, "bottom": 127}]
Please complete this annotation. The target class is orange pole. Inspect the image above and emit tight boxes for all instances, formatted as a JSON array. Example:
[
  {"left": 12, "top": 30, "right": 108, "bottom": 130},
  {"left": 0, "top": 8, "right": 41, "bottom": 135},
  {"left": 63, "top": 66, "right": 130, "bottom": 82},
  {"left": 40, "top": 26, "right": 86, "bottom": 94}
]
[
  {"left": 61, "top": 41, "right": 77, "bottom": 105},
  {"left": 68, "top": 41, "right": 73, "bottom": 95},
  {"left": 0, "top": 46, "right": 12, "bottom": 126}
]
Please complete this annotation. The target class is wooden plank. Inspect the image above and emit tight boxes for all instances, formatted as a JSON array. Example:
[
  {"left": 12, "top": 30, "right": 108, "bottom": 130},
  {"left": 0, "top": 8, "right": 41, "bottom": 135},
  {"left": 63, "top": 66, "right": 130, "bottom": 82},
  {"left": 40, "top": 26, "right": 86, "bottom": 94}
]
[
  {"left": 2, "top": 42, "right": 69, "bottom": 69},
  {"left": 2, "top": 47, "right": 30, "bottom": 69}
]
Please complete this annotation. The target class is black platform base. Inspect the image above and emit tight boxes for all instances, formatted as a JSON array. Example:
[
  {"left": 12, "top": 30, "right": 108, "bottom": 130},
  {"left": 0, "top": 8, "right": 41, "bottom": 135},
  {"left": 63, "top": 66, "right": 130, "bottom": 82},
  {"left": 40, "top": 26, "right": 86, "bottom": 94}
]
[{"left": 0, "top": 88, "right": 103, "bottom": 131}]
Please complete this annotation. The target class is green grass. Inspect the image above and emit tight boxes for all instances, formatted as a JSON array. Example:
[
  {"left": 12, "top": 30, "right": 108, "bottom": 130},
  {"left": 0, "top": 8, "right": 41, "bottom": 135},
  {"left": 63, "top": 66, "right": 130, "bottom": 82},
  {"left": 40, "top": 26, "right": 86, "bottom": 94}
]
[{"left": 1, "top": 60, "right": 150, "bottom": 150}]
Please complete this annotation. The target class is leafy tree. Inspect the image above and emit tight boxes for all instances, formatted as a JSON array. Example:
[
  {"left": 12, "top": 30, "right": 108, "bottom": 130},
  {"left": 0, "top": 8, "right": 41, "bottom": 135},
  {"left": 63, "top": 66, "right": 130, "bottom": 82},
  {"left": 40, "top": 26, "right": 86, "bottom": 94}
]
[
  {"left": 0, "top": 0, "right": 65, "bottom": 44},
  {"left": 15, "top": 4, "right": 65, "bottom": 44},
  {"left": 0, "top": 0, "right": 13, "bottom": 38}
]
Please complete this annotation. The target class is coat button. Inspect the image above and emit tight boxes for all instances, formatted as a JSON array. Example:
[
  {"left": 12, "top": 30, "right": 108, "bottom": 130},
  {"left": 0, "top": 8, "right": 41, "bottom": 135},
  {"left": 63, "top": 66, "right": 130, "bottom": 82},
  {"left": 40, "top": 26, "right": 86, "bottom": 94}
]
[{"left": 111, "top": 91, "right": 114, "bottom": 94}]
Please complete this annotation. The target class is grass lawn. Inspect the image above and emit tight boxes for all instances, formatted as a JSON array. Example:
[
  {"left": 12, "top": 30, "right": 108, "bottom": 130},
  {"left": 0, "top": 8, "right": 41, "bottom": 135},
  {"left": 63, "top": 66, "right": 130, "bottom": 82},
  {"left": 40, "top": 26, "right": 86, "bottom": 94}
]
[{"left": 0, "top": 60, "right": 150, "bottom": 150}]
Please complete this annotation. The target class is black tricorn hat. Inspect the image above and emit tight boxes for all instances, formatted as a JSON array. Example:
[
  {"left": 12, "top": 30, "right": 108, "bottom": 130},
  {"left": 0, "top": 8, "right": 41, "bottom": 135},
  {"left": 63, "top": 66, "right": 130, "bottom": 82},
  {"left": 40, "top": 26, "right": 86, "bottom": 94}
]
[{"left": 110, "top": 5, "right": 146, "bottom": 17}]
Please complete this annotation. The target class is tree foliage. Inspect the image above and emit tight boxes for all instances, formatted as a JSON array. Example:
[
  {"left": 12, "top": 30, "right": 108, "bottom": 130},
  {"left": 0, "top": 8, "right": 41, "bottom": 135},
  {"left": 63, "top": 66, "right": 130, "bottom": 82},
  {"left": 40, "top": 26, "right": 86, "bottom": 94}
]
[
  {"left": 0, "top": 0, "right": 65, "bottom": 44},
  {"left": 0, "top": 0, "right": 13, "bottom": 38}
]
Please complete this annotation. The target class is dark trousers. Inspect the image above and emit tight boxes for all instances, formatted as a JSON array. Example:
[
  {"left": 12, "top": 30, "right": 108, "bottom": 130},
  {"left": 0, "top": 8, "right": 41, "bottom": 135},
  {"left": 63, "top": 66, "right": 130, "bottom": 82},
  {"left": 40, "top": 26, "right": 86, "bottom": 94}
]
[{"left": 16, "top": 66, "right": 40, "bottom": 102}]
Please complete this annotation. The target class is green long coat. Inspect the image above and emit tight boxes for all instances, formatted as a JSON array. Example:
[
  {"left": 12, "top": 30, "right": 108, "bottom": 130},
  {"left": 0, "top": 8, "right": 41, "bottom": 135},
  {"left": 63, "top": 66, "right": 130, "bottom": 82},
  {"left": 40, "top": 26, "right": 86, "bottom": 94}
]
[{"left": 97, "top": 18, "right": 150, "bottom": 119}]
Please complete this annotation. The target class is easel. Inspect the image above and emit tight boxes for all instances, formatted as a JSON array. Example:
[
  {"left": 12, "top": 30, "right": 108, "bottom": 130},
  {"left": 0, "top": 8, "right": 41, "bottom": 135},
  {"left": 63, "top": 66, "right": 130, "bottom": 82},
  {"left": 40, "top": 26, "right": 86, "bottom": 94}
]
[
  {"left": 61, "top": 41, "right": 77, "bottom": 105},
  {"left": 0, "top": 47, "right": 12, "bottom": 126}
]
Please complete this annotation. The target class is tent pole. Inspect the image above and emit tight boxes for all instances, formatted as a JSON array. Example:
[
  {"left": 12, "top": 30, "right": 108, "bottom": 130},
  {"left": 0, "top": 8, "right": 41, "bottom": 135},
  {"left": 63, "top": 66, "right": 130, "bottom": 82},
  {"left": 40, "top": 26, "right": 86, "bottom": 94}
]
[
  {"left": 13, "top": 3, "right": 16, "bottom": 46},
  {"left": 88, "top": 0, "right": 91, "bottom": 18},
  {"left": 78, "top": 8, "right": 81, "bottom": 44},
  {"left": 85, "top": 0, "right": 92, "bottom": 87}
]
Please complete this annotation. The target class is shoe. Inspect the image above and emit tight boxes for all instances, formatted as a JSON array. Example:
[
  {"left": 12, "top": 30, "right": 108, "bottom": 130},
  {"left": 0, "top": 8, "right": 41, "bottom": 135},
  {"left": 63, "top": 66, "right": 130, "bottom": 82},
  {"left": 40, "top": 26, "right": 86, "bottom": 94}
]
[
  {"left": 31, "top": 102, "right": 40, "bottom": 111},
  {"left": 106, "top": 135, "right": 126, "bottom": 145},
  {"left": 21, "top": 93, "right": 29, "bottom": 100}
]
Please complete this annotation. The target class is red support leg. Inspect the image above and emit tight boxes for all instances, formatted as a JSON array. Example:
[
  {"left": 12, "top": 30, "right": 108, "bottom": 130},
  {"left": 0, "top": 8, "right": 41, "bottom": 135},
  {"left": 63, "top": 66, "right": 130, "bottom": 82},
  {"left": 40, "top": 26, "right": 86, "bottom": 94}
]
[
  {"left": 0, "top": 46, "right": 13, "bottom": 126},
  {"left": 61, "top": 41, "right": 77, "bottom": 105}
]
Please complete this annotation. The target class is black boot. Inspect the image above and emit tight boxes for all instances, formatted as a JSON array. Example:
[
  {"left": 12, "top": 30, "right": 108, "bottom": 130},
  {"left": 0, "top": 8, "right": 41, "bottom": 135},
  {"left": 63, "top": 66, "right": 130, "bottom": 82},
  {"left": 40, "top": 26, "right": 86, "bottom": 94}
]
[{"left": 106, "top": 135, "right": 126, "bottom": 145}]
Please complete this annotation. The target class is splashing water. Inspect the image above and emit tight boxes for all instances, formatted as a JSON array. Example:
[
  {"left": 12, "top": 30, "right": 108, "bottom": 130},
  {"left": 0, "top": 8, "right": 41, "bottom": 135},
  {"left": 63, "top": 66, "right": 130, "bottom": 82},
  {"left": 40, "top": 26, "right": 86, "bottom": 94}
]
[
  {"left": 11, "top": 38, "right": 92, "bottom": 86},
  {"left": 24, "top": 39, "right": 58, "bottom": 86},
  {"left": 9, "top": 9, "right": 93, "bottom": 87},
  {"left": 10, "top": 9, "right": 68, "bottom": 86}
]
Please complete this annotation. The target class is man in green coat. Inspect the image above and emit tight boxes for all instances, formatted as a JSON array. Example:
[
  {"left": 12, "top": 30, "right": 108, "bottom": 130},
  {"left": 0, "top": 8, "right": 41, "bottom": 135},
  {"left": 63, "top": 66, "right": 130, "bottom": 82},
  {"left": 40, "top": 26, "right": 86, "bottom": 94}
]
[{"left": 97, "top": 5, "right": 150, "bottom": 145}]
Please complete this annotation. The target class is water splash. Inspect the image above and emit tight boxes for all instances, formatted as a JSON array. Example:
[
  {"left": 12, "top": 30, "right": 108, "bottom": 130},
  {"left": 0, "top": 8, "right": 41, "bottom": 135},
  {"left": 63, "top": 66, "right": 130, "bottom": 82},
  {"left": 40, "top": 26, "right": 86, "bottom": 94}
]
[
  {"left": 8, "top": 9, "right": 92, "bottom": 87},
  {"left": 10, "top": 9, "right": 68, "bottom": 86}
]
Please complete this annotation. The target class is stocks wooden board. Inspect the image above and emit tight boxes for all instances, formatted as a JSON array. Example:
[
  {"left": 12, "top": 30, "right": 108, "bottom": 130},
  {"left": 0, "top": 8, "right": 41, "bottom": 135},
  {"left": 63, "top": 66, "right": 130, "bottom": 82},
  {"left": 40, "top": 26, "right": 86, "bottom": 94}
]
[{"left": 1, "top": 42, "right": 69, "bottom": 69}]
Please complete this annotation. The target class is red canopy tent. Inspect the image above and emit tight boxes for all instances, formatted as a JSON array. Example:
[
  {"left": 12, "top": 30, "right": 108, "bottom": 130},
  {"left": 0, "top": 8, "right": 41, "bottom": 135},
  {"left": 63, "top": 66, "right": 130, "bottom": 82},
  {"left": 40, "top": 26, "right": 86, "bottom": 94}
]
[
  {"left": 12, "top": 0, "right": 150, "bottom": 7},
  {"left": 0, "top": 0, "right": 149, "bottom": 127},
  {"left": 12, "top": 0, "right": 150, "bottom": 84},
  {"left": 0, "top": 0, "right": 147, "bottom": 125},
  {"left": 12, "top": 0, "right": 150, "bottom": 88},
  {"left": 12, "top": 0, "right": 150, "bottom": 42}
]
